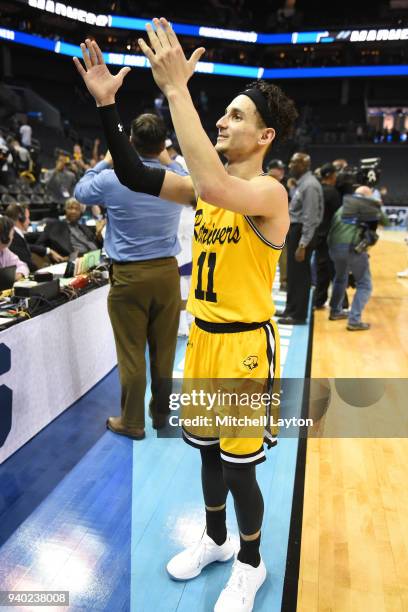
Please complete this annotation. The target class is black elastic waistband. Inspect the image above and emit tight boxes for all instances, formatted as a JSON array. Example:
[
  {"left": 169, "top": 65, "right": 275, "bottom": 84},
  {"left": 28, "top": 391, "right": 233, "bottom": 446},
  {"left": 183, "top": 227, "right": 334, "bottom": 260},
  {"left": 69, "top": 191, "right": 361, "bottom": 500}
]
[{"left": 195, "top": 317, "right": 269, "bottom": 334}]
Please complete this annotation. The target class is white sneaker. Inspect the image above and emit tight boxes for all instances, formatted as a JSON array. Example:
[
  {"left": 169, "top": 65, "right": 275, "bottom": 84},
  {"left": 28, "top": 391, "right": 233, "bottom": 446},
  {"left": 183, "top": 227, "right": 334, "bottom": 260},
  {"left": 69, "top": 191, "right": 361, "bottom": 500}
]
[
  {"left": 397, "top": 269, "right": 408, "bottom": 278},
  {"left": 167, "top": 534, "right": 234, "bottom": 581},
  {"left": 214, "top": 558, "right": 267, "bottom": 612}
]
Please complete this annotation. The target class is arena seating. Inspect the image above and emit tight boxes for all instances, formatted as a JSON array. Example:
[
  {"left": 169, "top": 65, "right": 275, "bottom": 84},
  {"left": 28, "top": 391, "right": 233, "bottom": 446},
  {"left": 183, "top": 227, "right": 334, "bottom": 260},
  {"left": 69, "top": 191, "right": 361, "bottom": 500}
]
[{"left": 0, "top": 177, "right": 57, "bottom": 220}]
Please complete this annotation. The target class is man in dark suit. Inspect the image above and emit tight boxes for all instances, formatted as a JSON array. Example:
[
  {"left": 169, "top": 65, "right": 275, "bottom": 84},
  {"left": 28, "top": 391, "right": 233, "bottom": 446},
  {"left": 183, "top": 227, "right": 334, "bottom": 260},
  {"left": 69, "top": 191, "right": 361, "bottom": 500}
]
[
  {"left": 36, "top": 197, "right": 100, "bottom": 257},
  {"left": 314, "top": 163, "right": 343, "bottom": 309},
  {"left": 6, "top": 202, "right": 65, "bottom": 272}
]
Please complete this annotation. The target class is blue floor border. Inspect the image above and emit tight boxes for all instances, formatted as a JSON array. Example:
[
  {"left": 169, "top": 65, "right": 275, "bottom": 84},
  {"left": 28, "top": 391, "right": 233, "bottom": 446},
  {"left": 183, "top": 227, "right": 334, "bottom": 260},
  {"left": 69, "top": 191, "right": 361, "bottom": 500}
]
[{"left": 0, "top": 366, "right": 120, "bottom": 548}]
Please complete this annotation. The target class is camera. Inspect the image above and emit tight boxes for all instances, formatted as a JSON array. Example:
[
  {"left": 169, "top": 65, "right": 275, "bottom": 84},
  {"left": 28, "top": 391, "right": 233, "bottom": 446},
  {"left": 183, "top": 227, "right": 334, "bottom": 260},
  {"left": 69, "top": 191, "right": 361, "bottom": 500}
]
[
  {"left": 354, "top": 225, "right": 379, "bottom": 253},
  {"left": 336, "top": 157, "right": 381, "bottom": 195},
  {"left": 358, "top": 158, "right": 381, "bottom": 186}
]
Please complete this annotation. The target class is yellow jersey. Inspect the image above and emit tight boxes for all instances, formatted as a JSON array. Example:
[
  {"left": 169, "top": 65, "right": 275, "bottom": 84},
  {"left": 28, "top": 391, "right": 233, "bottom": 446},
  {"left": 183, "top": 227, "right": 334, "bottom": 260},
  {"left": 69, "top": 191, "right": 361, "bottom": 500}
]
[{"left": 186, "top": 196, "right": 284, "bottom": 323}]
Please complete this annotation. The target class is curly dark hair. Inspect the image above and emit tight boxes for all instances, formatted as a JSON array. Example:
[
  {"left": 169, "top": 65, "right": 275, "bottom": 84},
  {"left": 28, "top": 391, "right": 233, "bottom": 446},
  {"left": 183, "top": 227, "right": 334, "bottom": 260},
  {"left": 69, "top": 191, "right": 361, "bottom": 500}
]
[{"left": 245, "top": 80, "right": 298, "bottom": 146}]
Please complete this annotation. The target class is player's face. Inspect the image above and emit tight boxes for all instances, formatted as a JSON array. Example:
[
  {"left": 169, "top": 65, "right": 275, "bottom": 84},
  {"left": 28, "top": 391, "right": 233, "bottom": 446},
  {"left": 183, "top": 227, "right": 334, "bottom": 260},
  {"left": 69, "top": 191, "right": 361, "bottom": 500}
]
[{"left": 215, "top": 95, "right": 266, "bottom": 160}]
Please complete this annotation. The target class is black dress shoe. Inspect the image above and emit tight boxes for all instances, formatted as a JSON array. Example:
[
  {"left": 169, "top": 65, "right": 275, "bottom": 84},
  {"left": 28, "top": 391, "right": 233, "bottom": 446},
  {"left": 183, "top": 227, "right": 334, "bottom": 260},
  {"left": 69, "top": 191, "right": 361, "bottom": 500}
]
[
  {"left": 152, "top": 414, "right": 169, "bottom": 430},
  {"left": 277, "top": 316, "right": 306, "bottom": 325},
  {"left": 149, "top": 403, "right": 170, "bottom": 430},
  {"left": 329, "top": 311, "right": 349, "bottom": 320}
]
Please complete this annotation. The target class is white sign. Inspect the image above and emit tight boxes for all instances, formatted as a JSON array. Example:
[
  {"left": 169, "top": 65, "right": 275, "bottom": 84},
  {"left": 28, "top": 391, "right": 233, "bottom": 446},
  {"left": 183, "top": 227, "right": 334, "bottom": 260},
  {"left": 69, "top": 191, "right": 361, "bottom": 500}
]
[
  {"left": 199, "top": 26, "right": 257, "bottom": 43},
  {"left": 28, "top": 0, "right": 109, "bottom": 27},
  {"left": 349, "top": 28, "right": 408, "bottom": 42}
]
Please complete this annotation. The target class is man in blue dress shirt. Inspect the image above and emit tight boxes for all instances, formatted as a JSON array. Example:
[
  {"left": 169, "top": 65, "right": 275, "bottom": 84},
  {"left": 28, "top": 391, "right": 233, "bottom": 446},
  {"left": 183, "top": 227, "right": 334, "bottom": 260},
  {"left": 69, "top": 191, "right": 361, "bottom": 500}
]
[{"left": 75, "top": 113, "right": 189, "bottom": 440}]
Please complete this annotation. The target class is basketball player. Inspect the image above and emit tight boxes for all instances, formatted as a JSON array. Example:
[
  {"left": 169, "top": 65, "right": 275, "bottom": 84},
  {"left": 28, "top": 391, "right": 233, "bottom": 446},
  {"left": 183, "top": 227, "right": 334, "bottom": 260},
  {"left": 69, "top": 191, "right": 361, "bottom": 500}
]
[{"left": 74, "top": 20, "right": 297, "bottom": 611}]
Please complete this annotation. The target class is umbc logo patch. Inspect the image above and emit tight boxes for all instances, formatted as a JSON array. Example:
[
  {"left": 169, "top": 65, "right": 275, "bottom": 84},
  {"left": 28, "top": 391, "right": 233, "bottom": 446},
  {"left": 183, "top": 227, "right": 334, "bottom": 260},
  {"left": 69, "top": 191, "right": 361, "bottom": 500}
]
[
  {"left": 243, "top": 355, "right": 259, "bottom": 371},
  {"left": 0, "top": 343, "right": 12, "bottom": 448}
]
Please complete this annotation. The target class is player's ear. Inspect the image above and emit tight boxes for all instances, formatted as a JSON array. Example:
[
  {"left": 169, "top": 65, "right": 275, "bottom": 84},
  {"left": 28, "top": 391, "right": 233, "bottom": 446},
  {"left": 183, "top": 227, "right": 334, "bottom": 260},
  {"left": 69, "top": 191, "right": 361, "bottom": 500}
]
[{"left": 258, "top": 127, "right": 275, "bottom": 146}]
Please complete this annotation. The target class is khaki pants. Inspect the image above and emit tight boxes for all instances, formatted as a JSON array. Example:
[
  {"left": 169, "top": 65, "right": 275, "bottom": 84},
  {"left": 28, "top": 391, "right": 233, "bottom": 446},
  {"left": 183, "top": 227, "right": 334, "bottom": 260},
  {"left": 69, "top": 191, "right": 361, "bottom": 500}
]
[{"left": 108, "top": 257, "right": 180, "bottom": 429}]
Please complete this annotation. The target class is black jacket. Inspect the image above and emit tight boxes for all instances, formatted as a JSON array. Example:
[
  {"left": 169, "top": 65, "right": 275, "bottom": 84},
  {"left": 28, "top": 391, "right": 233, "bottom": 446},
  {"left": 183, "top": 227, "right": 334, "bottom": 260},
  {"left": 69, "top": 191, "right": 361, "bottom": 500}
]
[
  {"left": 36, "top": 220, "right": 98, "bottom": 257},
  {"left": 318, "top": 184, "right": 342, "bottom": 236},
  {"left": 9, "top": 231, "right": 47, "bottom": 273}
]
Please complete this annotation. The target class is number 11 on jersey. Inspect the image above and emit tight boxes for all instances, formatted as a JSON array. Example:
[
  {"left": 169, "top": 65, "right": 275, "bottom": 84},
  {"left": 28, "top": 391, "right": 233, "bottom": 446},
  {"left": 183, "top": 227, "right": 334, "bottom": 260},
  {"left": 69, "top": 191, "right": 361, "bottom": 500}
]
[{"left": 195, "top": 251, "right": 217, "bottom": 303}]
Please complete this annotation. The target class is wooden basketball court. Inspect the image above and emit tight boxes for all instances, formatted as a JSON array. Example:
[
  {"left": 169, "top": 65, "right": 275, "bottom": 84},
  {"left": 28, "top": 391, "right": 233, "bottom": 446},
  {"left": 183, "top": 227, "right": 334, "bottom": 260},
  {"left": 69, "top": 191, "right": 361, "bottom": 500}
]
[{"left": 298, "top": 231, "right": 408, "bottom": 611}]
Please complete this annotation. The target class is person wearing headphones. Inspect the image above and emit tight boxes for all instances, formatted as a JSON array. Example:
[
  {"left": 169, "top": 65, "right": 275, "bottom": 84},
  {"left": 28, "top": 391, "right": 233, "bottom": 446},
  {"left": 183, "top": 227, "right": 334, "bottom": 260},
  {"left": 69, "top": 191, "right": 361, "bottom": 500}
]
[
  {"left": 5, "top": 203, "right": 65, "bottom": 272},
  {"left": 0, "top": 215, "right": 29, "bottom": 280}
]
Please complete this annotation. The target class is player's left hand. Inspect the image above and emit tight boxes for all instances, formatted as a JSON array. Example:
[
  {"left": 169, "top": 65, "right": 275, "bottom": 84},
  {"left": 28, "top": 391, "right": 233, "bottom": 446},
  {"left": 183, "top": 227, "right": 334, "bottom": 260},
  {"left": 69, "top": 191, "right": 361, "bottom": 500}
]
[
  {"left": 73, "top": 39, "right": 131, "bottom": 106},
  {"left": 138, "top": 17, "right": 205, "bottom": 96}
]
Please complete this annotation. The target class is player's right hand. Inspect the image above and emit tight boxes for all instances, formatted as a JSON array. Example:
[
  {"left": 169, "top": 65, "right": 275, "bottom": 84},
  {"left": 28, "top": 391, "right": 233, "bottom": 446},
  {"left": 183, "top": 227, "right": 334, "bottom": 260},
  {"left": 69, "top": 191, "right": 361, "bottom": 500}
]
[{"left": 73, "top": 39, "right": 131, "bottom": 107}]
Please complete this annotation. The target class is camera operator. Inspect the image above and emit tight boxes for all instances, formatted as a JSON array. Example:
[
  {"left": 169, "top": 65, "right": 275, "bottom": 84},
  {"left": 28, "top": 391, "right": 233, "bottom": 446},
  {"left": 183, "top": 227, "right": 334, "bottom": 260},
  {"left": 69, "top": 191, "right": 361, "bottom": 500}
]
[{"left": 328, "top": 185, "right": 380, "bottom": 331}]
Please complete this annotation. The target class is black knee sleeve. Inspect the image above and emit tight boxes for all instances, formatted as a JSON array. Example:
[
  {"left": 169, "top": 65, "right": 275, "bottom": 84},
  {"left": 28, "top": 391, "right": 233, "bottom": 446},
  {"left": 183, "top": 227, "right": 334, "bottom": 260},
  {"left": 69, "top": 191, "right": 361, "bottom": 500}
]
[
  {"left": 222, "top": 463, "right": 264, "bottom": 535},
  {"left": 200, "top": 446, "right": 228, "bottom": 508}
]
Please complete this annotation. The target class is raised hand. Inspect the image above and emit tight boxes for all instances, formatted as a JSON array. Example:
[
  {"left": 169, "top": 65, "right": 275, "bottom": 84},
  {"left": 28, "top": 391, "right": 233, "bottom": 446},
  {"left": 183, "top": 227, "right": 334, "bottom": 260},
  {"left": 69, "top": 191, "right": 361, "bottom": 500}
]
[
  {"left": 73, "top": 39, "right": 131, "bottom": 106},
  {"left": 138, "top": 17, "right": 205, "bottom": 96}
]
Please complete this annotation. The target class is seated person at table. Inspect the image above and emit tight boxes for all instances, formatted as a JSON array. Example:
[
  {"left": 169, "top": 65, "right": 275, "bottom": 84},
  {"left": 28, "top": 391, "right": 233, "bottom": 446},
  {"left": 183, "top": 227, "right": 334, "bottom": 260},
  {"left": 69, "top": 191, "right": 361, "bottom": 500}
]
[
  {"left": 0, "top": 215, "right": 29, "bottom": 280},
  {"left": 36, "top": 197, "right": 100, "bottom": 258},
  {"left": 6, "top": 202, "right": 65, "bottom": 272}
]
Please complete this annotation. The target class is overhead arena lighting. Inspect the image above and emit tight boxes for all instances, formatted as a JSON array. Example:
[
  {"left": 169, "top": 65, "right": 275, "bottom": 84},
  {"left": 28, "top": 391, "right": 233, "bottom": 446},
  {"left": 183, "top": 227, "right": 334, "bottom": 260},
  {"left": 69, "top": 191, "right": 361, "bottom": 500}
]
[
  {"left": 19, "top": 0, "right": 408, "bottom": 46},
  {"left": 2, "top": 28, "right": 408, "bottom": 80}
]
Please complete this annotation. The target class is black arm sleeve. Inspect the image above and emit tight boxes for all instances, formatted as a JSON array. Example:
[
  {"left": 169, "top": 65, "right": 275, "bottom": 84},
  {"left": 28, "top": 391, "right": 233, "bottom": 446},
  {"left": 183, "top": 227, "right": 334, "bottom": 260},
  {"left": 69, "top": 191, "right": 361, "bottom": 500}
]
[{"left": 97, "top": 104, "right": 165, "bottom": 196}]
